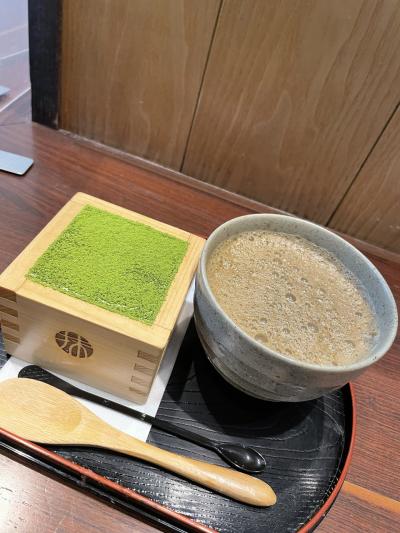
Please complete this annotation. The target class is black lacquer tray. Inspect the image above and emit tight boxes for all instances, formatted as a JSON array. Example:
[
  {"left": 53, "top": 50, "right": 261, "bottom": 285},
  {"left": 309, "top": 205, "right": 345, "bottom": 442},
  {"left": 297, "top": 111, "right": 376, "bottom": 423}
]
[{"left": 0, "top": 320, "right": 355, "bottom": 532}]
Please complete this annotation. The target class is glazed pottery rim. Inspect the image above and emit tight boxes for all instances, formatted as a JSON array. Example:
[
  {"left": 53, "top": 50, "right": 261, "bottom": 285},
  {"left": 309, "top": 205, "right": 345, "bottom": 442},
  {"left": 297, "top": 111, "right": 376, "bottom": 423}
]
[{"left": 200, "top": 213, "right": 398, "bottom": 374}]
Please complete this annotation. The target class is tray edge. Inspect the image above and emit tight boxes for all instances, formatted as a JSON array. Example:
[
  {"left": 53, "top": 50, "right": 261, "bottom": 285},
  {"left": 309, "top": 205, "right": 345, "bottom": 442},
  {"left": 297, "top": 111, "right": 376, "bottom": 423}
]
[{"left": 0, "top": 383, "right": 356, "bottom": 533}]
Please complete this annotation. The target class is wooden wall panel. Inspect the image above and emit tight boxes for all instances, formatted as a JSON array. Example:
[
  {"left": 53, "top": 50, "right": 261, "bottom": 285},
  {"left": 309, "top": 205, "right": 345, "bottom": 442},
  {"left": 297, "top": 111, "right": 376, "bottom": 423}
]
[
  {"left": 182, "top": 0, "right": 400, "bottom": 224},
  {"left": 60, "top": 0, "right": 221, "bottom": 168},
  {"left": 329, "top": 106, "right": 400, "bottom": 253}
]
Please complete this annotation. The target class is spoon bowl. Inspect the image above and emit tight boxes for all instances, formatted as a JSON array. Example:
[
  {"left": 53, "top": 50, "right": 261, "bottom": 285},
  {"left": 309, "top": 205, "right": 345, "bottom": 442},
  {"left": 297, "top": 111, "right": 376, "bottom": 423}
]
[
  {"left": 216, "top": 443, "right": 266, "bottom": 474},
  {"left": 18, "top": 364, "right": 267, "bottom": 474},
  {"left": 0, "top": 378, "right": 276, "bottom": 506}
]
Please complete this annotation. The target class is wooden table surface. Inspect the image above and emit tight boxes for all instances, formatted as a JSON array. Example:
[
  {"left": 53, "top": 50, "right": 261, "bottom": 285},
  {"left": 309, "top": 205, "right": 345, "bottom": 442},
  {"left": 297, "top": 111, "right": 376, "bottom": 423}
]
[{"left": 0, "top": 120, "right": 399, "bottom": 532}]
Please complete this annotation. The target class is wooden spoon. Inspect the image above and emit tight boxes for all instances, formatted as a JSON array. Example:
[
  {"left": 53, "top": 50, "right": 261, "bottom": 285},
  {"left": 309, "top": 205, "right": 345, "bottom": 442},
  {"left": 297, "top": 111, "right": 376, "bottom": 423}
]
[{"left": 0, "top": 378, "right": 276, "bottom": 506}]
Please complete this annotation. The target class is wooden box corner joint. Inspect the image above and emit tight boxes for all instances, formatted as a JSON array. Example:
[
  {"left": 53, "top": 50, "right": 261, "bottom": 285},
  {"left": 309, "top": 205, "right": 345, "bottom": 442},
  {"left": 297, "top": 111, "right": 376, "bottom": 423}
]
[{"left": 0, "top": 193, "right": 204, "bottom": 403}]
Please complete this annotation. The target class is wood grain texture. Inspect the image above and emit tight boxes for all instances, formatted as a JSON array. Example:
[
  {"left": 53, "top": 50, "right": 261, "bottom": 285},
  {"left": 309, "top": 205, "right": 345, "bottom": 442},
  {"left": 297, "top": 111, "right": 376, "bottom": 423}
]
[
  {"left": 59, "top": 131, "right": 400, "bottom": 265},
  {"left": 0, "top": 378, "right": 275, "bottom": 507},
  {"left": 342, "top": 293, "right": 400, "bottom": 498},
  {"left": 183, "top": 0, "right": 400, "bottom": 223},
  {"left": 140, "top": 327, "right": 352, "bottom": 532},
  {"left": 317, "top": 487, "right": 400, "bottom": 532},
  {"left": 0, "top": 333, "right": 352, "bottom": 532},
  {"left": 0, "top": 192, "right": 204, "bottom": 403},
  {"left": 329, "top": 105, "right": 400, "bottom": 253},
  {"left": 0, "top": 191, "right": 200, "bottom": 340},
  {"left": 23, "top": 351, "right": 351, "bottom": 532},
  {"left": 0, "top": 453, "right": 157, "bottom": 533},
  {"left": 0, "top": 121, "right": 399, "bottom": 530},
  {"left": 60, "top": 0, "right": 221, "bottom": 168},
  {"left": 342, "top": 481, "right": 400, "bottom": 514}
]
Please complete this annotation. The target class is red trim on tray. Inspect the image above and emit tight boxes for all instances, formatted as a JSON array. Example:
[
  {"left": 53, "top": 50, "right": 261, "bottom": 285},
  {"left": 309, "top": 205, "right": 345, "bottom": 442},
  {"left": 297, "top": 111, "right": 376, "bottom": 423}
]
[
  {"left": 0, "top": 426, "right": 216, "bottom": 533},
  {"left": 0, "top": 384, "right": 356, "bottom": 533},
  {"left": 297, "top": 383, "right": 357, "bottom": 533}
]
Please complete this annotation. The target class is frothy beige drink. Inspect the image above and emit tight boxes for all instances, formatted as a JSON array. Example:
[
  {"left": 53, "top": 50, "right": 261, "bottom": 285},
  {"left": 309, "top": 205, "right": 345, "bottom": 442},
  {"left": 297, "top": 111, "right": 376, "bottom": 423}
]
[{"left": 207, "top": 230, "right": 377, "bottom": 366}]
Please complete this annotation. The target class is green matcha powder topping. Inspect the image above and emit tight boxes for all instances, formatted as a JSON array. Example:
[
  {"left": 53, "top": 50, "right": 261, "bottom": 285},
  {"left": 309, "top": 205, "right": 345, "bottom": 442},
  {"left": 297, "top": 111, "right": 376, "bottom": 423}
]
[{"left": 27, "top": 205, "right": 189, "bottom": 324}]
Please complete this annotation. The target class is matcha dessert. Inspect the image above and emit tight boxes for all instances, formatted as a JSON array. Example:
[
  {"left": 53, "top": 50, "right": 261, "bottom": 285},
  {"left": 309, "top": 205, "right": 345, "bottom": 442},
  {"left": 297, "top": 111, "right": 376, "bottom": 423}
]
[{"left": 27, "top": 205, "right": 188, "bottom": 324}]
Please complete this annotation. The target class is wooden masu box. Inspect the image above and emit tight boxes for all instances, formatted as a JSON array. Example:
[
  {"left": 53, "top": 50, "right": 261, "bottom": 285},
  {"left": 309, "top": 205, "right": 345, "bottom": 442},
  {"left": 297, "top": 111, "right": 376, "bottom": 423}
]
[{"left": 0, "top": 193, "right": 204, "bottom": 403}]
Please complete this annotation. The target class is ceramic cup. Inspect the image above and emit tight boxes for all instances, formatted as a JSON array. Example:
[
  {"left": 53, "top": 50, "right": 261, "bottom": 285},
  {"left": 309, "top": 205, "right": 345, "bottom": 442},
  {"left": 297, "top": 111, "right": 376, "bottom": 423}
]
[{"left": 194, "top": 214, "right": 398, "bottom": 402}]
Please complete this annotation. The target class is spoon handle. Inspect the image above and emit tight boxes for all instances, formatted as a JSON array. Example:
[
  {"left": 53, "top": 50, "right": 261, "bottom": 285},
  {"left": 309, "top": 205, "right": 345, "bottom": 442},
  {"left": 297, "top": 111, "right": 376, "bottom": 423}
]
[
  {"left": 106, "top": 431, "right": 276, "bottom": 507},
  {"left": 18, "top": 367, "right": 267, "bottom": 474},
  {"left": 19, "top": 366, "right": 215, "bottom": 450}
]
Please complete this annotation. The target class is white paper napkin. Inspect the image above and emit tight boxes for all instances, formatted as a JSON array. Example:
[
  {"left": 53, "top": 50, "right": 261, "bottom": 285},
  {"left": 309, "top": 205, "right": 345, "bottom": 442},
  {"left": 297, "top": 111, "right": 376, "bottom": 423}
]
[{"left": 0, "top": 281, "right": 194, "bottom": 442}]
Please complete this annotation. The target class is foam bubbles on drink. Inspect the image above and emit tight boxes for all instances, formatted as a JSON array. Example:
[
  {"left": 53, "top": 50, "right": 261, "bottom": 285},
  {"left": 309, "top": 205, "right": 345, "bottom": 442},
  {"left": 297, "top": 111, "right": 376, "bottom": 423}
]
[{"left": 207, "top": 230, "right": 378, "bottom": 366}]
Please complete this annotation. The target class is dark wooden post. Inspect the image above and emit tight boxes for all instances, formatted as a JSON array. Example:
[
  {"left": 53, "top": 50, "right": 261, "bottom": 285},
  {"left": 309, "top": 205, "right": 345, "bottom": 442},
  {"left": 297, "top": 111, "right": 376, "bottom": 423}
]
[{"left": 28, "top": 0, "right": 61, "bottom": 128}]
